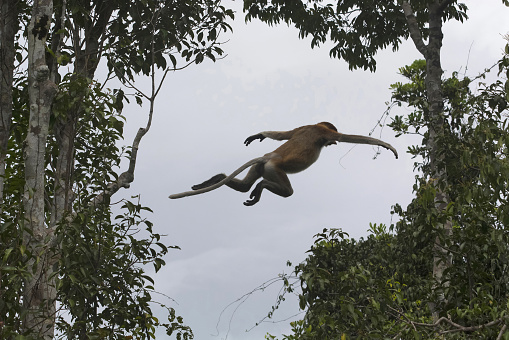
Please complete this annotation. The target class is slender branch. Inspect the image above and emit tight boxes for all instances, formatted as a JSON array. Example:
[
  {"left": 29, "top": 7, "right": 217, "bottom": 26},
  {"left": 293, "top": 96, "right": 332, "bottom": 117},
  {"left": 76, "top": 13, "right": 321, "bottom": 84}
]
[
  {"left": 154, "top": 68, "right": 171, "bottom": 98},
  {"left": 497, "top": 324, "right": 507, "bottom": 340},
  {"left": 99, "top": 69, "right": 115, "bottom": 91},
  {"left": 214, "top": 276, "right": 295, "bottom": 338},
  {"left": 93, "top": 2, "right": 231, "bottom": 207},
  {"left": 113, "top": 56, "right": 205, "bottom": 100},
  {"left": 400, "top": 1, "right": 427, "bottom": 56},
  {"left": 90, "top": 9, "right": 159, "bottom": 207},
  {"left": 411, "top": 316, "right": 505, "bottom": 335},
  {"left": 439, "top": 318, "right": 502, "bottom": 334},
  {"left": 386, "top": 305, "right": 417, "bottom": 331},
  {"left": 153, "top": 53, "right": 226, "bottom": 97},
  {"left": 392, "top": 327, "right": 406, "bottom": 340}
]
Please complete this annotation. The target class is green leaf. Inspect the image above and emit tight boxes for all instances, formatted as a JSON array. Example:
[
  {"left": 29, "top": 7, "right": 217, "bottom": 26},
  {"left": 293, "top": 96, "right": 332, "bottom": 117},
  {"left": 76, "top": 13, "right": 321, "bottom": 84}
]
[
  {"left": 3, "top": 248, "right": 13, "bottom": 261},
  {"left": 195, "top": 52, "right": 204, "bottom": 64}
]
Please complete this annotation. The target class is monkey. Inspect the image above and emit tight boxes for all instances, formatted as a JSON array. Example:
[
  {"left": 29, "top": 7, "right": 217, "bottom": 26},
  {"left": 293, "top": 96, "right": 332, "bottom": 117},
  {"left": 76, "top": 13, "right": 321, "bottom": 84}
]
[{"left": 169, "top": 122, "right": 398, "bottom": 206}]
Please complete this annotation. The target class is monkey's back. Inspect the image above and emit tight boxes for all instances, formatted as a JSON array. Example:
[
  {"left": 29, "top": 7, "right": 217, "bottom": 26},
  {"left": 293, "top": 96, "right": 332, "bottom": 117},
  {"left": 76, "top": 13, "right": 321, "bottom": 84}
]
[{"left": 270, "top": 125, "right": 330, "bottom": 174}]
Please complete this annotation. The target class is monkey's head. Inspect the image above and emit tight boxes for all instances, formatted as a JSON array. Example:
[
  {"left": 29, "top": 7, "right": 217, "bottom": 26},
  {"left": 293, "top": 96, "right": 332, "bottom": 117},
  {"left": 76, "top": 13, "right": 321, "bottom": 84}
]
[
  {"left": 317, "top": 122, "right": 338, "bottom": 132},
  {"left": 317, "top": 122, "right": 338, "bottom": 146}
]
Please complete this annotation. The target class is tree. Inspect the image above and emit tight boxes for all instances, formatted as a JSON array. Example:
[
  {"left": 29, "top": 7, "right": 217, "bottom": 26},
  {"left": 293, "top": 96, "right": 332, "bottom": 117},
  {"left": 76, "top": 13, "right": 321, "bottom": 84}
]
[
  {"left": 0, "top": 0, "right": 19, "bottom": 210},
  {"left": 243, "top": 0, "right": 509, "bottom": 319},
  {"left": 268, "top": 47, "right": 509, "bottom": 338},
  {"left": 0, "top": 0, "right": 233, "bottom": 338}
]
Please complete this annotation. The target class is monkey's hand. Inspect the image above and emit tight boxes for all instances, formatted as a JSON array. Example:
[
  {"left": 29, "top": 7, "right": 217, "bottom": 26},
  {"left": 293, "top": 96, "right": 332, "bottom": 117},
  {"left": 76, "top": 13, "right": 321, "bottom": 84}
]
[{"left": 244, "top": 133, "right": 266, "bottom": 146}]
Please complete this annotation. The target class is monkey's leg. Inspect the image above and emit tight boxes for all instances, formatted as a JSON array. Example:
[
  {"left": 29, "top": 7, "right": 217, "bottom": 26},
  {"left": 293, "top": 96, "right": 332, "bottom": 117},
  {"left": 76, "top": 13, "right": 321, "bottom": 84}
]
[
  {"left": 224, "top": 164, "right": 263, "bottom": 193},
  {"left": 192, "top": 174, "right": 226, "bottom": 190},
  {"left": 244, "top": 164, "right": 293, "bottom": 206},
  {"left": 192, "top": 164, "right": 262, "bottom": 191}
]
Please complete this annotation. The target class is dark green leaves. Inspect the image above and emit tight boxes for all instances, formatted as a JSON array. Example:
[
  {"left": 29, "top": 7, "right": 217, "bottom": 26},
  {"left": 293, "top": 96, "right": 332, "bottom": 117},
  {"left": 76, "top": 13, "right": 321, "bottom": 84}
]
[
  {"left": 103, "top": 0, "right": 233, "bottom": 81},
  {"left": 269, "top": 47, "right": 509, "bottom": 340},
  {"left": 55, "top": 197, "right": 185, "bottom": 338},
  {"left": 243, "top": 1, "right": 469, "bottom": 71}
]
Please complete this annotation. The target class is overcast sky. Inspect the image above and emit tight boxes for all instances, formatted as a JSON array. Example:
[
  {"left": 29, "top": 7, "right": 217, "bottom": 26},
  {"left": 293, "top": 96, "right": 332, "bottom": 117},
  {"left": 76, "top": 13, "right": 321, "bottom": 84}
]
[{"left": 115, "top": 1, "right": 509, "bottom": 339}]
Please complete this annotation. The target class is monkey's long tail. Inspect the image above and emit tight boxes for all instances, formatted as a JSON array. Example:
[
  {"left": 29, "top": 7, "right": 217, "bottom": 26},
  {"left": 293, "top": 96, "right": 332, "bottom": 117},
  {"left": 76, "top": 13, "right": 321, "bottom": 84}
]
[{"left": 169, "top": 156, "right": 268, "bottom": 199}]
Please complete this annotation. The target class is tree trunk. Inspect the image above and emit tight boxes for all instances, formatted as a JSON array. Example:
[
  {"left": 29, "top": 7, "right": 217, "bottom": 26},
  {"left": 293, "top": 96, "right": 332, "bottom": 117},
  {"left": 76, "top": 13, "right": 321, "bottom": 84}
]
[
  {"left": 49, "top": 1, "right": 114, "bottom": 224},
  {"left": 401, "top": 0, "right": 452, "bottom": 319},
  {"left": 23, "top": 0, "right": 58, "bottom": 337},
  {"left": 425, "top": 1, "right": 452, "bottom": 319},
  {"left": 0, "top": 0, "right": 18, "bottom": 210}
]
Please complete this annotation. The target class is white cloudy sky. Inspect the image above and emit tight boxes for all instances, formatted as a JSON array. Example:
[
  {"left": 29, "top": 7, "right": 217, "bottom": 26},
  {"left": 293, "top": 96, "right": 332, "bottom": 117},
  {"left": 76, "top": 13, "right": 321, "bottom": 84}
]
[{"left": 114, "top": 1, "right": 509, "bottom": 339}]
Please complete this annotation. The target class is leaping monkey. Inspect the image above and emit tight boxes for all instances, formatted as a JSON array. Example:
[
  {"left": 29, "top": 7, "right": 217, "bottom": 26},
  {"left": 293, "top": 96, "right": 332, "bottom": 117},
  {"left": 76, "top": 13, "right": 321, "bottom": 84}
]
[{"left": 169, "top": 122, "right": 398, "bottom": 206}]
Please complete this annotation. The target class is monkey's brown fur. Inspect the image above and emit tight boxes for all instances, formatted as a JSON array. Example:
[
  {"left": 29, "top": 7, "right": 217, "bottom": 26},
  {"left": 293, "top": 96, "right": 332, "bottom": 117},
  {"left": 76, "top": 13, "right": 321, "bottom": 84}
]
[{"left": 169, "top": 122, "right": 397, "bottom": 206}]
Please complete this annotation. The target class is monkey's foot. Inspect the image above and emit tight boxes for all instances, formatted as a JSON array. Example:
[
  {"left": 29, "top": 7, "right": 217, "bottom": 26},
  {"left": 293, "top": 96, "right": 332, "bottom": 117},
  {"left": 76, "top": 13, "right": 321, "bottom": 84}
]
[
  {"left": 244, "top": 184, "right": 262, "bottom": 206},
  {"left": 243, "top": 199, "right": 258, "bottom": 206},
  {"left": 192, "top": 174, "right": 226, "bottom": 190}
]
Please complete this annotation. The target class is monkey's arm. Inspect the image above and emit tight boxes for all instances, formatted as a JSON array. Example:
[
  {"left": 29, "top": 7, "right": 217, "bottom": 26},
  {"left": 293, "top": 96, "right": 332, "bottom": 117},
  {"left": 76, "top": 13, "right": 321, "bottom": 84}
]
[
  {"left": 244, "top": 129, "right": 298, "bottom": 146},
  {"left": 334, "top": 133, "right": 398, "bottom": 159}
]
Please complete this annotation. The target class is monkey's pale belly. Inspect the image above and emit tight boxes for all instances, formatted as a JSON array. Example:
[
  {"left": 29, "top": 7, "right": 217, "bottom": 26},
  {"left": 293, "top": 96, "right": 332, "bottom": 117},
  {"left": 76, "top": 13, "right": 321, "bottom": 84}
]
[{"left": 280, "top": 153, "right": 320, "bottom": 173}]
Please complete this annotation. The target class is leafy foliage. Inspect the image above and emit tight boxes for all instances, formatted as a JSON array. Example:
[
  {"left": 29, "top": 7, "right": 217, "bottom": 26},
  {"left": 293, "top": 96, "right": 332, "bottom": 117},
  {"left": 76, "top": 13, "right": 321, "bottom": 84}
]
[
  {"left": 55, "top": 199, "right": 190, "bottom": 339},
  {"left": 99, "top": 0, "right": 233, "bottom": 80},
  {"left": 0, "top": 73, "right": 186, "bottom": 338},
  {"left": 1, "top": 0, "right": 233, "bottom": 337},
  {"left": 267, "top": 47, "right": 509, "bottom": 339},
  {"left": 243, "top": 0, "right": 467, "bottom": 71}
]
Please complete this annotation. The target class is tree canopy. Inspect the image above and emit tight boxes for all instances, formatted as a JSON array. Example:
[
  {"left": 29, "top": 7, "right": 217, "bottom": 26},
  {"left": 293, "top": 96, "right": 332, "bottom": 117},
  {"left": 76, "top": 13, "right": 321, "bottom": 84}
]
[
  {"left": 3, "top": 0, "right": 509, "bottom": 338},
  {"left": 242, "top": 1, "right": 509, "bottom": 335},
  {"left": 267, "top": 45, "right": 509, "bottom": 339},
  {"left": 0, "top": 0, "right": 232, "bottom": 338},
  {"left": 243, "top": 0, "right": 470, "bottom": 71}
]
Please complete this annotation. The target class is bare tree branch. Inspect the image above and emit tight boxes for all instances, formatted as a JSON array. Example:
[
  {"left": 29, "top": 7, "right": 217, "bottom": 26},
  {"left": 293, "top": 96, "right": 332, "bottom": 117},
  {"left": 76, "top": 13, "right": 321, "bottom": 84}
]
[
  {"left": 400, "top": 1, "right": 427, "bottom": 56},
  {"left": 408, "top": 316, "right": 506, "bottom": 335},
  {"left": 91, "top": 9, "right": 159, "bottom": 207},
  {"left": 497, "top": 323, "right": 507, "bottom": 340},
  {"left": 386, "top": 305, "right": 417, "bottom": 331}
]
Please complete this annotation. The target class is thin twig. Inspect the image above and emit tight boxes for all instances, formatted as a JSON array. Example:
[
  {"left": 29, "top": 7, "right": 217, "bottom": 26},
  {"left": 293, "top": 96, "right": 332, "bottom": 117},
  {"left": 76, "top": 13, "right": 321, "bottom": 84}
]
[
  {"left": 387, "top": 305, "right": 417, "bottom": 331},
  {"left": 411, "top": 316, "right": 504, "bottom": 334},
  {"left": 497, "top": 323, "right": 507, "bottom": 340}
]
